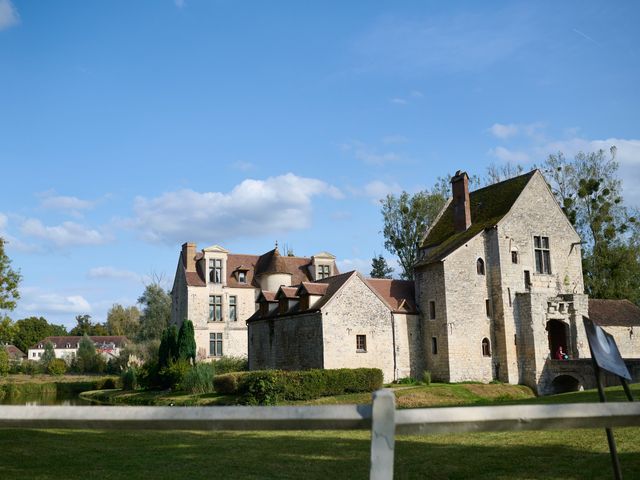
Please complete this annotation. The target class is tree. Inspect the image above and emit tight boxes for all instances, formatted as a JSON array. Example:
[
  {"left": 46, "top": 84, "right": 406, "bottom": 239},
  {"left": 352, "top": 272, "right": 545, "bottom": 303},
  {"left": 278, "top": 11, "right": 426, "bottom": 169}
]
[
  {"left": 0, "top": 237, "right": 21, "bottom": 311},
  {"left": 381, "top": 190, "right": 447, "bottom": 279},
  {"left": 0, "top": 348, "right": 9, "bottom": 376},
  {"left": 541, "top": 148, "right": 640, "bottom": 304},
  {"left": 177, "top": 320, "right": 196, "bottom": 365},
  {"left": 137, "top": 283, "right": 171, "bottom": 342},
  {"left": 484, "top": 163, "right": 524, "bottom": 185},
  {"left": 13, "top": 316, "right": 66, "bottom": 354},
  {"left": 370, "top": 255, "right": 394, "bottom": 279},
  {"left": 69, "top": 314, "right": 108, "bottom": 336},
  {"left": 40, "top": 341, "right": 56, "bottom": 367},
  {"left": 76, "top": 334, "right": 98, "bottom": 373},
  {"left": 0, "top": 315, "right": 16, "bottom": 345},
  {"left": 106, "top": 304, "right": 140, "bottom": 338}
]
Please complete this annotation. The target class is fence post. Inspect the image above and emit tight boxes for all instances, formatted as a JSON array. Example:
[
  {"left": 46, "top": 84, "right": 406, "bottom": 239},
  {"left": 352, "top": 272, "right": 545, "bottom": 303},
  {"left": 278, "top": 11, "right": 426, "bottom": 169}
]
[{"left": 370, "top": 389, "right": 396, "bottom": 480}]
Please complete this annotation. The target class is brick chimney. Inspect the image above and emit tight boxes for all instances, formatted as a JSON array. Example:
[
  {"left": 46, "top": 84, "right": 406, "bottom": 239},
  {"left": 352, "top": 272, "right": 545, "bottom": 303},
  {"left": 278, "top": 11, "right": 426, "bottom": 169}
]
[
  {"left": 182, "top": 242, "right": 197, "bottom": 272},
  {"left": 451, "top": 170, "right": 471, "bottom": 232}
]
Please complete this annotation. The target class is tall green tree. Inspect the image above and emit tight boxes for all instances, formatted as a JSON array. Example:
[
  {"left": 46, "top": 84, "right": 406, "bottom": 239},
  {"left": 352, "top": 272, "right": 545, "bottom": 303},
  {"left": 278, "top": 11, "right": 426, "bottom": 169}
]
[
  {"left": 541, "top": 148, "right": 639, "bottom": 304},
  {"left": 13, "top": 316, "right": 67, "bottom": 353},
  {"left": 137, "top": 283, "right": 171, "bottom": 342},
  {"left": 0, "top": 316, "right": 16, "bottom": 345},
  {"left": 76, "top": 334, "right": 98, "bottom": 373},
  {"left": 40, "top": 341, "right": 56, "bottom": 366},
  {"left": 69, "top": 314, "right": 109, "bottom": 336},
  {"left": 106, "top": 304, "right": 140, "bottom": 337},
  {"left": 0, "top": 237, "right": 21, "bottom": 311},
  {"left": 370, "top": 255, "right": 394, "bottom": 279},
  {"left": 381, "top": 190, "right": 447, "bottom": 279},
  {"left": 177, "top": 320, "right": 196, "bottom": 365}
]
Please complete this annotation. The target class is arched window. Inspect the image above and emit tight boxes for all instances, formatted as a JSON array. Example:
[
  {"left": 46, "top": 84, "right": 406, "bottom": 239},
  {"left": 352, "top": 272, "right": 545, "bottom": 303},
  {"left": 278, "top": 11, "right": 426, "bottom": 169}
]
[
  {"left": 476, "top": 258, "right": 485, "bottom": 275},
  {"left": 482, "top": 338, "right": 491, "bottom": 357}
]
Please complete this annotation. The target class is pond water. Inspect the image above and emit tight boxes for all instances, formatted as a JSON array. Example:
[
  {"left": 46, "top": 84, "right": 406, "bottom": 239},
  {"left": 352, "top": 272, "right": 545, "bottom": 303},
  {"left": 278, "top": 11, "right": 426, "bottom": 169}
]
[{"left": 0, "top": 391, "right": 92, "bottom": 406}]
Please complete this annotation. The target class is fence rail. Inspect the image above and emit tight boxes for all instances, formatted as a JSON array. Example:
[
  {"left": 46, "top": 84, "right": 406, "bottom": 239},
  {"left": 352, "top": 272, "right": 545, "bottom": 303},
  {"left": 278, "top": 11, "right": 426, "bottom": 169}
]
[{"left": 1, "top": 389, "right": 640, "bottom": 479}]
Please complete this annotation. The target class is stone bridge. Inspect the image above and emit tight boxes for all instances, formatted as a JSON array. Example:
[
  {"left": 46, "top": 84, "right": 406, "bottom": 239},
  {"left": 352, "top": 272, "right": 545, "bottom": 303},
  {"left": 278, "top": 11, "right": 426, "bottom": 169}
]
[{"left": 537, "top": 358, "right": 640, "bottom": 396}]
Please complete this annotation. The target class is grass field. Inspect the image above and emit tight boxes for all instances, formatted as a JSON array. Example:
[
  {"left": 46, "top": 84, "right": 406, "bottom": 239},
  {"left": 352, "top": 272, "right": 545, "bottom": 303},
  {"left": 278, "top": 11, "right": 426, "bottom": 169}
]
[{"left": 1, "top": 383, "right": 639, "bottom": 479}]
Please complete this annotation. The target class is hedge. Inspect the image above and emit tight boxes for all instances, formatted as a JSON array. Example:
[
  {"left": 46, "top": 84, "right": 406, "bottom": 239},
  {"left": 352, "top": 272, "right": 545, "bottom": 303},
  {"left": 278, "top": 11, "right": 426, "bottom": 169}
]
[{"left": 213, "top": 368, "right": 383, "bottom": 405}]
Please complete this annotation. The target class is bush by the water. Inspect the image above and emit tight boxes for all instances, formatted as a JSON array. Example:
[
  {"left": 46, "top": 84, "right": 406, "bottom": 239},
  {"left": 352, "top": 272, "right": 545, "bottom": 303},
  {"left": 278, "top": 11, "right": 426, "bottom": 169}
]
[
  {"left": 46, "top": 358, "right": 67, "bottom": 376},
  {"left": 158, "top": 359, "right": 190, "bottom": 390},
  {"left": 214, "top": 368, "right": 383, "bottom": 405},
  {"left": 213, "top": 356, "right": 248, "bottom": 375},
  {"left": 121, "top": 368, "right": 138, "bottom": 390},
  {"left": 180, "top": 362, "right": 216, "bottom": 394}
]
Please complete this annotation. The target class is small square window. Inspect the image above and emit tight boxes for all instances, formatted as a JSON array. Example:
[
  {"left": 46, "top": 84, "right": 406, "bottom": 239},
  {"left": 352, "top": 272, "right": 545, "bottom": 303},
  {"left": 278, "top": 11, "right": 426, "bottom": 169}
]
[{"left": 356, "top": 335, "right": 367, "bottom": 352}]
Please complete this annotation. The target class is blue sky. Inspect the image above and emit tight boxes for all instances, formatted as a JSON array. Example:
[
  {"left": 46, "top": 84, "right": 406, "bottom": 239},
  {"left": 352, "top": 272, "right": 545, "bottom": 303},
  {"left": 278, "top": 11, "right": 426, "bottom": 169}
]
[{"left": 1, "top": 0, "right": 639, "bottom": 328}]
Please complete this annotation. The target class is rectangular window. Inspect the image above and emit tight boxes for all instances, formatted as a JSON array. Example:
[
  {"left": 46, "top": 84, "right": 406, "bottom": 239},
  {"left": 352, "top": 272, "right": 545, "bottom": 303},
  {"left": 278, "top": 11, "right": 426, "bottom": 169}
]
[
  {"left": 485, "top": 299, "right": 491, "bottom": 317},
  {"left": 429, "top": 301, "right": 436, "bottom": 319},
  {"left": 431, "top": 337, "right": 438, "bottom": 355},
  {"left": 229, "top": 296, "right": 237, "bottom": 321},
  {"left": 511, "top": 251, "right": 518, "bottom": 264},
  {"left": 209, "top": 333, "right": 223, "bottom": 356},
  {"left": 210, "top": 259, "right": 223, "bottom": 283},
  {"left": 356, "top": 334, "right": 367, "bottom": 352},
  {"left": 524, "top": 270, "right": 531, "bottom": 289},
  {"left": 534, "top": 236, "right": 551, "bottom": 274},
  {"left": 508, "top": 288, "right": 512, "bottom": 307},
  {"left": 318, "top": 264, "right": 330, "bottom": 279},
  {"left": 209, "top": 295, "right": 222, "bottom": 321},
  {"left": 238, "top": 271, "right": 247, "bottom": 283}
]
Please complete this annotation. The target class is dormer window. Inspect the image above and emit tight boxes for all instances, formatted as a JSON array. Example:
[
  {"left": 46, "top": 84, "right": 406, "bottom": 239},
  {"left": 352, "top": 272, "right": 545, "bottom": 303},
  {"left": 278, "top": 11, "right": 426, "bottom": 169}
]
[
  {"left": 66, "top": 343, "right": 71, "bottom": 348},
  {"left": 318, "top": 264, "right": 331, "bottom": 280},
  {"left": 238, "top": 271, "right": 247, "bottom": 283},
  {"left": 209, "top": 259, "right": 223, "bottom": 283}
]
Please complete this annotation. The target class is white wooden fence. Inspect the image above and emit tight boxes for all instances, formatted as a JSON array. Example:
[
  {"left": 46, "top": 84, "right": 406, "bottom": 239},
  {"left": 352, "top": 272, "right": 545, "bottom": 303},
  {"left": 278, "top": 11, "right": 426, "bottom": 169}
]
[{"left": 1, "top": 389, "right": 640, "bottom": 479}]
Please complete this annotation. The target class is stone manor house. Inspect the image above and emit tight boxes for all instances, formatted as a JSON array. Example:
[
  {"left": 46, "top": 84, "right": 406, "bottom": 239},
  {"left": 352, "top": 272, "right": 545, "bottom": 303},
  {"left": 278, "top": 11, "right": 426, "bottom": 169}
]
[{"left": 172, "top": 169, "right": 640, "bottom": 394}]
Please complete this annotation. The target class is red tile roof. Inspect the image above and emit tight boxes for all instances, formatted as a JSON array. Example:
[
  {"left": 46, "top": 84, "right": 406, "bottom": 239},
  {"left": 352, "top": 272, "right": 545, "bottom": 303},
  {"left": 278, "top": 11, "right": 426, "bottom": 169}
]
[
  {"left": 277, "top": 286, "right": 299, "bottom": 299},
  {"left": 297, "top": 282, "right": 329, "bottom": 296},
  {"left": 366, "top": 278, "right": 417, "bottom": 314},
  {"left": 589, "top": 299, "right": 640, "bottom": 327},
  {"left": 3, "top": 344, "right": 26, "bottom": 360}
]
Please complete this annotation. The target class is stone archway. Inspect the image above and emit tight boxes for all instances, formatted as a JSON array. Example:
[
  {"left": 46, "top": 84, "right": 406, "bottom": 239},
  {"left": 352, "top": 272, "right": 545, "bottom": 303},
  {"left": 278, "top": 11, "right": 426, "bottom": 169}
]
[
  {"left": 549, "top": 374, "right": 582, "bottom": 394},
  {"left": 546, "top": 319, "right": 569, "bottom": 358}
]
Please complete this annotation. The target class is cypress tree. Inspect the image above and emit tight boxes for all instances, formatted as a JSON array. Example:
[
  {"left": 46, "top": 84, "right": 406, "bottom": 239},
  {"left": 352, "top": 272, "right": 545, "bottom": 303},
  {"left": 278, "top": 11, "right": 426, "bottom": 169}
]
[{"left": 177, "top": 319, "right": 196, "bottom": 365}]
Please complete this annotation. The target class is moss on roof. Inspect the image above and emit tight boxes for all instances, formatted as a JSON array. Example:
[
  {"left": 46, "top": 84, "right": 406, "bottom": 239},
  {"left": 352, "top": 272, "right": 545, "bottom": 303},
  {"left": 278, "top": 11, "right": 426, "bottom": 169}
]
[{"left": 417, "top": 170, "right": 536, "bottom": 265}]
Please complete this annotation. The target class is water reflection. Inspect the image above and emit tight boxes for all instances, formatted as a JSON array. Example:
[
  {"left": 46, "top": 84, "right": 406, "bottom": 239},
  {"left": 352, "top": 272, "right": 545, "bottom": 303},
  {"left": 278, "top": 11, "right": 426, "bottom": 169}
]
[{"left": 1, "top": 393, "right": 91, "bottom": 406}]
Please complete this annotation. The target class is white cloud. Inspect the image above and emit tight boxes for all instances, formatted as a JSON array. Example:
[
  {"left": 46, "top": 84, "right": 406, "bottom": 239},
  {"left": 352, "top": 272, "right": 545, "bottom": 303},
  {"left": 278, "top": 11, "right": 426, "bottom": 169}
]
[
  {"left": 20, "top": 219, "right": 110, "bottom": 248},
  {"left": 489, "top": 123, "right": 519, "bottom": 139},
  {"left": 88, "top": 267, "right": 142, "bottom": 283},
  {"left": 174, "top": 0, "right": 186, "bottom": 8},
  {"left": 341, "top": 140, "right": 401, "bottom": 166},
  {"left": 131, "top": 173, "right": 343, "bottom": 245},
  {"left": 488, "top": 146, "right": 530, "bottom": 164},
  {"left": 390, "top": 97, "right": 407, "bottom": 105},
  {"left": 337, "top": 258, "right": 371, "bottom": 275},
  {"left": 0, "top": 0, "right": 19, "bottom": 31},
  {"left": 38, "top": 191, "right": 95, "bottom": 217},
  {"left": 0, "top": 212, "right": 7, "bottom": 231},
  {"left": 21, "top": 289, "right": 92, "bottom": 315},
  {"left": 362, "top": 180, "right": 403, "bottom": 204},
  {"left": 410, "top": 90, "right": 424, "bottom": 98}
]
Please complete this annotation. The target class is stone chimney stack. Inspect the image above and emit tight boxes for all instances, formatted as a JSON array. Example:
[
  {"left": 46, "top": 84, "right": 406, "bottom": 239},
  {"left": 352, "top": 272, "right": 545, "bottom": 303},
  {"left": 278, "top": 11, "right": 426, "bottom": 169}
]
[
  {"left": 182, "top": 242, "right": 197, "bottom": 272},
  {"left": 451, "top": 170, "right": 471, "bottom": 232}
]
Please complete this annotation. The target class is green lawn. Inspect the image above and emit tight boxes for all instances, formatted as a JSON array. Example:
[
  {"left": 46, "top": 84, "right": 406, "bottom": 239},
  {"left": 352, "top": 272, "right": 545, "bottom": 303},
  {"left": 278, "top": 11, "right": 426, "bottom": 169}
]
[{"left": 1, "top": 383, "right": 639, "bottom": 479}]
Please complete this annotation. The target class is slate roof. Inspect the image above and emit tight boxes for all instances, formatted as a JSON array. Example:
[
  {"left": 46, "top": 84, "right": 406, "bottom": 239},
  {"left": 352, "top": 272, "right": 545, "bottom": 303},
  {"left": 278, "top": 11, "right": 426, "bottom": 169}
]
[
  {"left": 417, "top": 170, "right": 537, "bottom": 266},
  {"left": 30, "top": 336, "right": 129, "bottom": 350},
  {"left": 184, "top": 247, "right": 333, "bottom": 288},
  {"left": 589, "top": 299, "right": 640, "bottom": 327}
]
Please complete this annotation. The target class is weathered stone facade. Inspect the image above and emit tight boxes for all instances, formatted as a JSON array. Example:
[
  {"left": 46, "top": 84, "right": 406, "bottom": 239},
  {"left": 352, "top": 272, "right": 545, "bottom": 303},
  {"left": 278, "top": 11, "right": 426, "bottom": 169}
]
[
  {"left": 248, "top": 272, "right": 420, "bottom": 382},
  {"left": 171, "top": 243, "right": 337, "bottom": 361}
]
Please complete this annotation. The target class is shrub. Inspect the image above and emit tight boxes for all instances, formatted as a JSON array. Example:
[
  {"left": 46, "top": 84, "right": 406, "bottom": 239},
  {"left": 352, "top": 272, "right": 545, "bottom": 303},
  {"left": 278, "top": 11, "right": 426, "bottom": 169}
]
[
  {"left": 121, "top": 368, "right": 138, "bottom": 390},
  {"left": 214, "top": 356, "right": 248, "bottom": 375},
  {"left": 213, "top": 372, "right": 249, "bottom": 394},
  {"left": 0, "top": 349, "right": 9, "bottom": 376},
  {"left": 422, "top": 370, "right": 431, "bottom": 386},
  {"left": 95, "top": 377, "right": 118, "bottom": 389},
  {"left": 21, "top": 359, "right": 43, "bottom": 375},
  {"left": 158, "top": 359, "right": 190, "bottom": 390},
  {"left": 47, "top": 358, "right": 67, "bottom": 376},
  {"left": 214, "top": 368, "right": 383, "bottom": 405},
  {"left": 395, "top": 376, "right": 418, "bottom": 385},
  {"left": 180, "top": 362, "right": 216, "bottom": 394}
]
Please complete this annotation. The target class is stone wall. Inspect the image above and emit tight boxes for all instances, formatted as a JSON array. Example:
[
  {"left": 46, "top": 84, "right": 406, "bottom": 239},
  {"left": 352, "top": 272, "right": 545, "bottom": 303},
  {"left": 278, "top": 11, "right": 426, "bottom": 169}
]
[
  {"left": 415, "top": 262, "right": 450, "bottom": 381},
  {"left": 393, "top": 313, "right": 423, "bottom": 378},
  {"left": 605, "top": 325, "right": 640, "bottom": 358},
  {"left": 442, "top": 232, "right": 494, "bottom": 382},
  {"left": 322, "top": 275, "right": 396, "bottom": 382}
]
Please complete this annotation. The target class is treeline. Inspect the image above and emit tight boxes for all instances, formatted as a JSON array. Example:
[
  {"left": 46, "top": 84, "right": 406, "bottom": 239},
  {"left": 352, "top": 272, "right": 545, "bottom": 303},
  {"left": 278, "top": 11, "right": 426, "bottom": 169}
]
[{"left": 0, "top": 282, "right": 173, "bottom": 353}]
